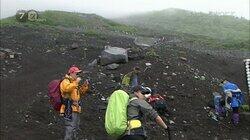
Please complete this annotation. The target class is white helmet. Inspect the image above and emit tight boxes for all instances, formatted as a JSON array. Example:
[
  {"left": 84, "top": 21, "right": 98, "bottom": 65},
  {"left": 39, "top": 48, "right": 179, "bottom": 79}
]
[{"left": 144, "top": 87, "right": 152, "bottom": 93}]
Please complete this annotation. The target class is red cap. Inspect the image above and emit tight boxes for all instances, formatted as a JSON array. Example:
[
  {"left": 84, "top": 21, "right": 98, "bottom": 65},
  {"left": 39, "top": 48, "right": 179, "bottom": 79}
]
[{"left": 68, "top": 66, "right": 82, "bottom": 74}]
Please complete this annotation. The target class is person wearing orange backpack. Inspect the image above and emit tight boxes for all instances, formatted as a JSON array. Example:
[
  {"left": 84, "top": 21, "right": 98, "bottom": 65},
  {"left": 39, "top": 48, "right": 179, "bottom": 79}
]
[{"left": 60, "top": 65, "right": 89, "bottom": 140}]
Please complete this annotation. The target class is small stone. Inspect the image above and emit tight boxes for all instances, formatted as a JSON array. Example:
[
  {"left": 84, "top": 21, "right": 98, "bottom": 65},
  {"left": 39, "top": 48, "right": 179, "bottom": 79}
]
[
  {"left": 200, "top": 76, "right": 206, "bottom": 81},
  {"left": 71, "top": 43, "right": 79, "bottom": 50},
  {"left": 9, "top": 69, "right": 16, "bottom": 73},
  {"left": 106, "top": 63, "right": 119, "bottom": 70},
  {"left": 145, "top": 63, "right": 152, "bottom": 67},
  {"left": 0, "top": 52, "right": 7, "bottom": 59},
  {"left": 46, "top": 50, "right": 52, "bottom": 53},
  {"left": 168, "top": 95, "right": 174, "bottom": 100},
  {"left": 170, "top": 86, "right": 176, "bottom": 89},
  {"left": 172, "top": 73, "right": 177, "bottom": 76},
  {"left": 100, "top": 73, "right": 106, "bottom": 76},
  {"left": 48, "top": 123, "right": 53, "bottom": 126},
  {"left": 180, "top": 57, "right": 187, "bottom": 61},
  {"left": 169, "top": 120, "right": 175, "bottom": 124},
  {"left": 101, "top": 96, "right": 106, "bottom": 101},
  {"left": 97, "top": 82, "right": 102, "bottom": 85}
]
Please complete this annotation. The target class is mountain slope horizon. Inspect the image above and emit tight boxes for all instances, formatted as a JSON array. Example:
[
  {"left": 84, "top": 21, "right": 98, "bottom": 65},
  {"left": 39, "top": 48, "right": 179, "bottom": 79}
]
[{"left": 114, "top": 8, "right": 250, "bottom": 43}]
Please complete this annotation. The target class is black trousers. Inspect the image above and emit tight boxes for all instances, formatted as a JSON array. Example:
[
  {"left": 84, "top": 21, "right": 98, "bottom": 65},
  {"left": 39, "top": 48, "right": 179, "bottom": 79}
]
[
  {"left": 119, "top": 135, "right": 146, "bottom": 140},
  {"left": 232, "top": 107, "right": 239, "bottom": 113}
]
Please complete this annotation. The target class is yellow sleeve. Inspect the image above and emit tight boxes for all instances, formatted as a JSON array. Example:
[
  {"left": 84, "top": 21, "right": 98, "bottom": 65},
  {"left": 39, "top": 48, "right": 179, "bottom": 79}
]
[{"left": 60, "top": 79, "right": 78, "bottom": 93}]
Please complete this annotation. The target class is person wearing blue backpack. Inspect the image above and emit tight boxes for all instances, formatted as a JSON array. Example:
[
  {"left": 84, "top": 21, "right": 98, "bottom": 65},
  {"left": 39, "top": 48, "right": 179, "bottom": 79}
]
[{"left": 220, "top": 80, "right": 243, "bottom": 125}]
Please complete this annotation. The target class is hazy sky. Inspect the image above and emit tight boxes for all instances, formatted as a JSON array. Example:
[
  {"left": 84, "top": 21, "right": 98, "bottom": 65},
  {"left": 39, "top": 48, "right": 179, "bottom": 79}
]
[{"left": 1, "top": 0, "right": 249, "bottom": 19}]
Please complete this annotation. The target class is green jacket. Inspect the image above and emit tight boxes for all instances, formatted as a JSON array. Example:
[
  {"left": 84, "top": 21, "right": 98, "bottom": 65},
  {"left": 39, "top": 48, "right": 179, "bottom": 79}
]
[{"left": 124, "top": 94, "right": 159, "bottom": 137}]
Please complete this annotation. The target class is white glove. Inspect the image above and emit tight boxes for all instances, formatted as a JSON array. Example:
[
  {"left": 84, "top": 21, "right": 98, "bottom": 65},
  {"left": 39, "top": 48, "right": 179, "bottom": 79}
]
[{"left": 76, "top": 77, "right": 82, "bottom": 83}]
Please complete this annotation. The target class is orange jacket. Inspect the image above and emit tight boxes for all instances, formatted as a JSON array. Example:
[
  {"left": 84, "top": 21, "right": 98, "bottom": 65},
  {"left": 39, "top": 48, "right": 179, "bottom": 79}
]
[{"left": 60, "top": 75, "right": 89, "bottom": 113}]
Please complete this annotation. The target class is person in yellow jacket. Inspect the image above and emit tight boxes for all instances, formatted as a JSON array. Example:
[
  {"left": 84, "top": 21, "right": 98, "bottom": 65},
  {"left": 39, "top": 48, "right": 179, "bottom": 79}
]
[{"left": 60, "top": 66, "right": 89, "bottom": 140}]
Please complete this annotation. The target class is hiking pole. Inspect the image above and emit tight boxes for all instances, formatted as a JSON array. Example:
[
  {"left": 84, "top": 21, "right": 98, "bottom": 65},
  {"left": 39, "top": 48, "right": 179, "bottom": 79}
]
[
  {"left": 207, "top": 110, "right": 231, "bottom": 129},
  {"left": 161, "top": 115, "right": 172, "bottom": 140},
  {"left": 166, "top": 127, "right": 172, "bottom": 140}
]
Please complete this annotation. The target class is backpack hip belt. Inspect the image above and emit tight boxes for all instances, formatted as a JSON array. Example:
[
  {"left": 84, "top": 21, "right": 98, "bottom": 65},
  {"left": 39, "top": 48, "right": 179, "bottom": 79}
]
[
  {"left": 127, "top": 119, "right": 142, "bottom": 130},
  {"left": 72, "top": 101, "right": 82, "bottom": 107}
]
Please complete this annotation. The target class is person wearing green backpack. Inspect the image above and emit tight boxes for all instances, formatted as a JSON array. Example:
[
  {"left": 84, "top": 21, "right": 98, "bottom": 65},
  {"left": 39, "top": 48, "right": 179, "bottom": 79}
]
[
  {"left": 105, "top": 85, "right": 169, "bottom": 140},
  {"left": 125, "top": 86, "right": 170, "bottom": 140}
]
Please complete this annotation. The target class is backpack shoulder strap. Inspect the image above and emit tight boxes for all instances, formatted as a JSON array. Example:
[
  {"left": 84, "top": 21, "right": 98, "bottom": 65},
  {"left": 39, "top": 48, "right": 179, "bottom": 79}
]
[
  {"left": 63, "top": 77, "right": 72, "bottom": 83},
  {"left": 129, "top": 97, "right": 138, "bottom": 103}
]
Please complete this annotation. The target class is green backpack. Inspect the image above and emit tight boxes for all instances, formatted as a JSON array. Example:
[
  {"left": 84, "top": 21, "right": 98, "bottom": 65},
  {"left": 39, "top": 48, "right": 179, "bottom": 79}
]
[
  {"left": 121, "top": 72, "right": 132, "bottom": 86},
  {"left": 105, "top": 90, "right": 130, "bottom": 137}
]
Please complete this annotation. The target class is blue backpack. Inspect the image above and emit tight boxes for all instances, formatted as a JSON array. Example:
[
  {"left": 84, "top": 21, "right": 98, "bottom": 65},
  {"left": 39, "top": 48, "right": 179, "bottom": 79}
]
[{"left": 231, "top": 92, "right": 245, "bottom": 107}]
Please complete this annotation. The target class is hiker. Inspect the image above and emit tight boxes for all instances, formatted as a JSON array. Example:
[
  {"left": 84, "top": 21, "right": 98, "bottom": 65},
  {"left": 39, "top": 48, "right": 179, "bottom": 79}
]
[
  {"left": 145, "top": 88, "right": 169, "bottom": 117},
  {"left": 220, "top": 80, "right": 242, "bottom": 125},
  {"left": 121, "top": 66, "right": 140, "bottom": 88},
  {"left": 209, "top": 85, "right": 226, "bottom": 119},
  {"left": 139, "top": 86, "right": 169, "bottom": 116},
  {"left": 212, "top": 92, "right": 226, "bottom": 119},
  {"left": 60, "top": 66, "right": 89, "bottom": 140},
  {"left": 120, "top": 85, "right": 169, "bottom": 140}
]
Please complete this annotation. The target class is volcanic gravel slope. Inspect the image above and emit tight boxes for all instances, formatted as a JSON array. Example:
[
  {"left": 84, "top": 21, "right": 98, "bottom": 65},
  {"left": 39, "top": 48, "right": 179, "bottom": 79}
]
[{"left": 0, "top": 26, "right": 249, "bottom": 140}]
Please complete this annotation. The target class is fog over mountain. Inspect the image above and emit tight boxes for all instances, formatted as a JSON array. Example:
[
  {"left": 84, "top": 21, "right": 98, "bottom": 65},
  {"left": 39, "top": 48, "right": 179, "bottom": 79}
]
[{"left": 1, "top": 0, "right": 249, "bottom": 19}]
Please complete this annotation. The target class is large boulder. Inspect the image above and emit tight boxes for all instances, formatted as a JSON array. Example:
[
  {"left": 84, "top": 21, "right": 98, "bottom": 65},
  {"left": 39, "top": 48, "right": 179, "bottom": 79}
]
[{"left": 100, "top": 46, "right": 128, "bottom": 66}]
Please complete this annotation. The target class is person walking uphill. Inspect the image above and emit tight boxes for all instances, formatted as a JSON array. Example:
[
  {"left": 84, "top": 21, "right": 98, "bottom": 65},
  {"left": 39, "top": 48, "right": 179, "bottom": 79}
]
[
  {"left": 60, "top": 66, "right": 89, "bottom": 140},
  {"left": 120, "top": 85, "right": 169, "bottom": 140},
  {"left": 122, "top": 67, "right": 140, "bottom": 88},
  {"left": 220, "top": 80, "right": 243, "bottom": 125}
]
